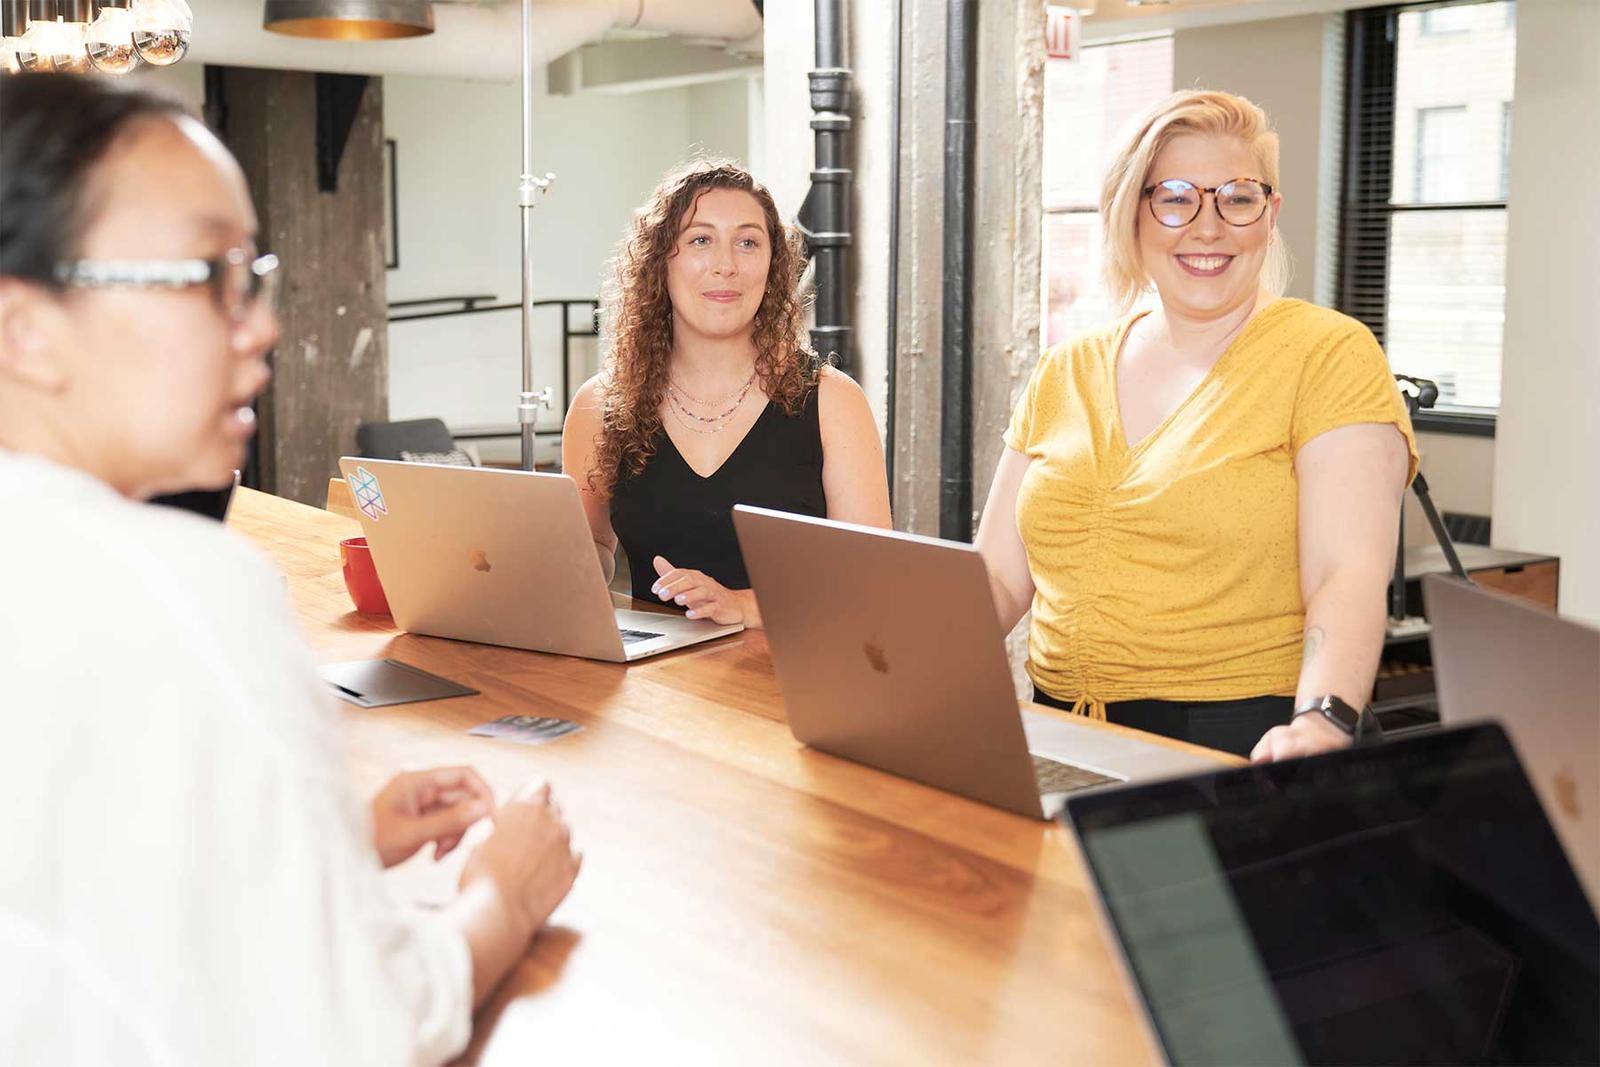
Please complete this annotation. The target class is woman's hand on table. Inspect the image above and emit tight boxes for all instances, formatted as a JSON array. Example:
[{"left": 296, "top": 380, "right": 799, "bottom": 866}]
[
  {"left": 651, "top": 555, "right": 758, "bottom": 627},
  {"left": 1250, "top": 710, "right": 1351, "bottom": 763},
  {"left": 459, "top": 780, "right": 582, "bottom": 934},
  {"left": 370, "top": 766, "right": 496, "bottom": 868}
]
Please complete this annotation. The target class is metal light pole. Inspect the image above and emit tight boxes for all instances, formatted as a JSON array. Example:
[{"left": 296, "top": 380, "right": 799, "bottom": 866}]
[{"left": 517, "top": 0, "right": 554, "bottom": 471}]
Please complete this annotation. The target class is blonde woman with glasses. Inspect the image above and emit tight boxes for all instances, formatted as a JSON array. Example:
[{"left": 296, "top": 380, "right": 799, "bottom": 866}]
[{"left": 976, "top": 90, "right": 1417, "bottom": 762}]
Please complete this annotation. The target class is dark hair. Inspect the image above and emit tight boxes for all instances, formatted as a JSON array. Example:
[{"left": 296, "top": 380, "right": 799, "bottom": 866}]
[{"left": 0, "top": 73, "right": 187, "bottom": 286}]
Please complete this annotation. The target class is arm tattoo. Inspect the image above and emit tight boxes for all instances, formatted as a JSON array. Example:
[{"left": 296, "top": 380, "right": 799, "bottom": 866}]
[{"left": 1301, "top": 625, "right": 1326, "bottom": 664}]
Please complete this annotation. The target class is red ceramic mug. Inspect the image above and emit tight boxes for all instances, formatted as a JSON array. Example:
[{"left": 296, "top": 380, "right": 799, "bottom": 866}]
[{"left": 340, "top": 536, "right": 391, "bottom": 616}]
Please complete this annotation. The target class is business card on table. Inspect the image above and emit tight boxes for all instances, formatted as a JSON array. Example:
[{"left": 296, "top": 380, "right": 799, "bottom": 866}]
[{"left": 468, "top": 714, "right": 583, "bottom": 746}]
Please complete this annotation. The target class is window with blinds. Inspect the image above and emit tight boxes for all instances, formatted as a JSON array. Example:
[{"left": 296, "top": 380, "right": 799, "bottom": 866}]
[
  {"left": 1339, "top": 0, "right": 1516, "bottom": 425},
  {"left": 1041, "top": 35, "right": 1174, "bottom": 347}
]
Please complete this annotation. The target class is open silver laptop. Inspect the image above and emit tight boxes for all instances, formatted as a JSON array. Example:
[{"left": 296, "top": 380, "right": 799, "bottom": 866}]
[
  {"left": 732, "top": 506, "right": 1224, "bottom": 820},
  {"left": 337, "top": 458, "right": 741, "bottom": 662},
  {"left": 1424, "top": 573, "right": 1599, "bottom": 909}
]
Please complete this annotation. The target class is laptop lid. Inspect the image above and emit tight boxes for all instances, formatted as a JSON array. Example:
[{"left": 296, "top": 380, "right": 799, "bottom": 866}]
[
  {"left": 336, "top": 458, "right": 627, "bottom": 659},
  {"left": 1064, "top": 724, "right": 1599, "bottom": 1066},
  {"left": 1424, "top": 574, "right": 1600, "bottom": 908},
  {"left": 732, "top": 504, "right": 1047, "bottom": 817}
]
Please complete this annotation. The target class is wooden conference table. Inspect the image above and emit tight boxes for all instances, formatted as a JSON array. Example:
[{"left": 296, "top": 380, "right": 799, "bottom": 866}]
[{"left": 230, "top": 487, "right": 1239, "bottom": 1065}]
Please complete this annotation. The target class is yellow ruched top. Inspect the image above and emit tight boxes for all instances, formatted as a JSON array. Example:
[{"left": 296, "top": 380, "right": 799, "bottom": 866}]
[{"left": 1004, "top": 298, "right": 1418, "bottom": 719}]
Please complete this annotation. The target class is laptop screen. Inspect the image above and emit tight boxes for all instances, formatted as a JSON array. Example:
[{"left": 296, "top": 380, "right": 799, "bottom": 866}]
[{"left": 1065, "top": 725, "right": 1599, "bottom": 1066}]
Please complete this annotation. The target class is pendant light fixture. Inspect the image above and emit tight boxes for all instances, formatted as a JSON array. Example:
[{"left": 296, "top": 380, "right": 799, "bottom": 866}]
[
  {"left": 0, "top": 0, "right": 190, "bottom": 75},
  {"left": 262, "top": 0, "right": 434, "bottom": 40}
]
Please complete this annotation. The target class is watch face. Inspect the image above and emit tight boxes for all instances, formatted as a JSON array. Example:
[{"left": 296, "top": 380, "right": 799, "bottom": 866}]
[
  {"left": 1300, "top": 696, "right": 1361, "bottom": 735},
  {"left": 1325, "top": 698, "right": 1361, "bottom": 733}
]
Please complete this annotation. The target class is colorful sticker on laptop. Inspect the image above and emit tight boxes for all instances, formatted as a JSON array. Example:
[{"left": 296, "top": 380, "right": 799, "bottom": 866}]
[{"left": 348, "top": 466, "right": 388, "bottom": 522}]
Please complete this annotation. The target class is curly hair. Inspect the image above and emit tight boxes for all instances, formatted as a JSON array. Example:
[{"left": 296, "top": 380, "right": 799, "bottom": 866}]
[{"left": 591, "top": 158, "right": 817, "bottom": 493}]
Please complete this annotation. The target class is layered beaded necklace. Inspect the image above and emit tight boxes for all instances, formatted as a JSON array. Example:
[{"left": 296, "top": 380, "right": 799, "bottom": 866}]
[{"left": 666, "top": 370, "right": 758, "bottom": 435}]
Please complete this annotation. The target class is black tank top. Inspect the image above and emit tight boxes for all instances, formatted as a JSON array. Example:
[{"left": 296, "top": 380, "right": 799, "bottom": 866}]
[{"left": 609, "top": 388, "right": 825, "bottom": 600}]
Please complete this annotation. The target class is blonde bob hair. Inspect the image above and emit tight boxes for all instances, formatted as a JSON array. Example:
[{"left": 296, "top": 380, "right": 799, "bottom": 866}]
[{"left": 1100, "top": 89, "right": 1289, "bottom": 312}]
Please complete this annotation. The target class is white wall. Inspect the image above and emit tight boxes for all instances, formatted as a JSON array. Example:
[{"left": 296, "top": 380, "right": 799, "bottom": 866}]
[
  {"left": 1172, "top": 14, "right": 1335, "bottom": 303},
  {"left": 1492, "top": 0, "right": 1600, "bottom": 620},
  {"left": 761, "top": 7, "right": 814, "bottom": 225},
  {"left": 382, "top": 71, "right": 749, "bottom": 458},
  {"left": 1406, "top": 432, "right": 1494, "bottom": 546},
  {"left": 686, "top": 77, "right": 754, "bottom": 162},
  {"left": 385, "top": 74, "right": 710, "bottom": 308}
]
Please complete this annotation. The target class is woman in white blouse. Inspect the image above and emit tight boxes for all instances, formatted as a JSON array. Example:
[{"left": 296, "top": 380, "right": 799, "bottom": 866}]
[{"left": 0, "top": 76, "right": 579, "bottom": 1065}]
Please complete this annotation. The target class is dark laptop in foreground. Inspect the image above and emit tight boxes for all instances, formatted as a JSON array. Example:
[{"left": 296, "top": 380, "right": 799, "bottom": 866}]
[
  {"left": 732, "top": 506, "right": 1223, "bottom": 820},
  {"left": 337, "top": 458, "right": 741, "bottom": 662},
  {"left": 1064, "top": 724, "right": 1599, "bottom": 1066},
  {"left": 1423, "top": 573, "right": 1599, "bottom": 910}
]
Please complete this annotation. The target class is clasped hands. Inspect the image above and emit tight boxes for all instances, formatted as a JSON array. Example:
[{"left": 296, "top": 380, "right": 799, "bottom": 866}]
[
  {"left": 370, "top": 766, "right": 581, "bottom": 887},
  {"left": 370, "top": 766, "right": 497, "bottom": 868}
]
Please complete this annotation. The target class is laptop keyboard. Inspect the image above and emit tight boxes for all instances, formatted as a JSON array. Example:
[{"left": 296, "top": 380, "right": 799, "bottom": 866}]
[
  {"left": 619, "top": 628, "right": 666, "bottom": 645},
  {"left": 1031, "top": 754, "right": 1119, "bottom": 795}
]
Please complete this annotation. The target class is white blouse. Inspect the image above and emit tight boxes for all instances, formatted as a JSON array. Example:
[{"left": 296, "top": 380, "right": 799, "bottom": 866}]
[{"left": 0, "top": 452, "right": 472, "bottom": 1066}]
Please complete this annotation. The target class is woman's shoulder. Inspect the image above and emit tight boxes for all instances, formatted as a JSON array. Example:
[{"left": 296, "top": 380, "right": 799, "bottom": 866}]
[
  {"left": 1257, "top": 298, "right": 1379, "bottom": 349},
  {"left": 563, "top": 374, "right": 607, "bottom": 442},
  {"left": 5, "top": 464, "right": 295, "bottom": 670},
  {"left": 1034, "top": 314, "right": 1137, "bottom": 379},
  {"left": 817, "top": 362, "right": 866, "bottom": 401},
  {"left": 570, "top": 372, "right": 606, "bottom": 411},
  {"left": 814, "top": 363, "right": 873, "bottom": 429}
]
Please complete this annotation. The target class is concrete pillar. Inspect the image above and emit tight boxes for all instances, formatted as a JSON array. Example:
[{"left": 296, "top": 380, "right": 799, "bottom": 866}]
[
  {"left": 892, "top": 0, "right": 1043, "bottom": 535},
  {"left": 765, "top": 1, "right": 1043, "bottom": 540},
  {"left": 211, "top": 67, "right": 389, "bottom": 507},
  {"left": 970, "top": 0, "right": 1044, "bottom": 524}
]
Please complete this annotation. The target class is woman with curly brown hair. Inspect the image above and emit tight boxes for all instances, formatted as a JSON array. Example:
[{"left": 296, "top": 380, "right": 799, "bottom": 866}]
[{"left": 563, "top": 160, "right": 890, "bottom": 629}]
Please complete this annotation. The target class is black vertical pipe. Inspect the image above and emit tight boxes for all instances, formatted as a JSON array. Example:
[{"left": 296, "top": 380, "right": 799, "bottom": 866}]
[
  {"left": 940, "top": 0, "right": 977, "bottom": 541},
  {"left": 796, "top": 0, "right": 853, "bottom": 374}
]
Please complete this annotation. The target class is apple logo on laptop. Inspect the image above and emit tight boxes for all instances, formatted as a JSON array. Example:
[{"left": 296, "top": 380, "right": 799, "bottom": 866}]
[
  {"left": 469, "top": 549, "right": 492, "bottom": 573},
  {"left": 863, "top": 639, "right": 890, "bottom": 675},
  {"left": 1555, "top": 766, "right": 1581, "bottom": 820}
]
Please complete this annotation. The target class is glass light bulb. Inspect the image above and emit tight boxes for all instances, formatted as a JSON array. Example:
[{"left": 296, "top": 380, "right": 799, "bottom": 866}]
[
  {"left": 12, "top": 19, "right": 56, "bottom": 71},
  {"left": 48, "top": 17, "right": 91, "bottom": 75},
  {"left": 130, "top": 0, "right": 190, "bottom": 65},
  {"left": 86, "top": 4, "right": 138, "bottom": 73}
]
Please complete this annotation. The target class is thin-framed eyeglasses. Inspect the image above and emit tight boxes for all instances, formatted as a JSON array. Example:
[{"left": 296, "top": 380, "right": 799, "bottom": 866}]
[
  {"left": 1142, "top": 179, "right": 1274, "bottom": 228},
  {"left": 54, "top": 248, "right": 280, "bottom": 322}
]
